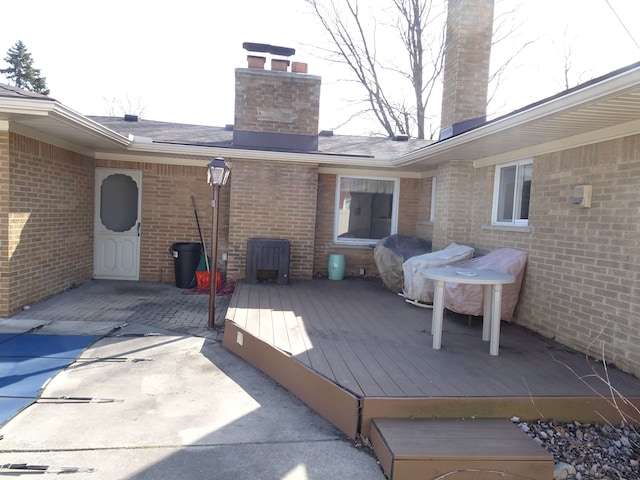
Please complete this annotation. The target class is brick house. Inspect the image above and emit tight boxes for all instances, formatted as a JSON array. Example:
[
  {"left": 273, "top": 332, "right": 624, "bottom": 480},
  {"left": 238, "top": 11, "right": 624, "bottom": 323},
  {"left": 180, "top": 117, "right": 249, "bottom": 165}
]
[{"left": 2, "top": 0, "right": 640, "bottom": 380}]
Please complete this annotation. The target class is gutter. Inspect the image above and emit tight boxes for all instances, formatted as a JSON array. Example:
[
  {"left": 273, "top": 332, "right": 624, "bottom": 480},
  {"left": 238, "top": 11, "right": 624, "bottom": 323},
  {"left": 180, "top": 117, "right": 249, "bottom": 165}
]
[
  {"left": 119, "top": 140, "right": 395, "bottom": 168},
  {"left": 393, "top": 61, "right": 640, "bottom": 167},
  {"left": 0, "top": 96, "right": 132, "bottom": 148},
  {"left": 50, "top": 104, "right": 131, "bottom": 147}
]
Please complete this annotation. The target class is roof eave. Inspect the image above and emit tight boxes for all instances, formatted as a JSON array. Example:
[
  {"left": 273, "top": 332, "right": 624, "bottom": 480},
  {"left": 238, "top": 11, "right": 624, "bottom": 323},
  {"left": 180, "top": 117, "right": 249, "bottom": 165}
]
[
  {"left": 0, "top": 96, "right": 132, "bottom": 150},
  {"left": 113, "top": 141, "right": 393, "bottom": 168},
  {"left": 395, "top": 62, "right": 640, "bottom": 168}
]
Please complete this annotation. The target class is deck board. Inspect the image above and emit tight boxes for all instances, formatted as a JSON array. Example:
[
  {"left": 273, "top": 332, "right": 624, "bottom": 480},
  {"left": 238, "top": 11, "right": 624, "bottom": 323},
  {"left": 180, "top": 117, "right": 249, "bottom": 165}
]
[
  {"left": 370, "top": 418, "right": 554, "bottom": 480},
  {"left": 267, "top": 287, "right": 289, "bottom": 353},
  {"left": 277, "top": 288, "right": 311, "bottom": 361},
  {"left": 258, "top": 286, "right": 273, "bottom": 345},
  {"left": 334, "top": 337, "right": 388, "bottom": 396},
  {"left": 328, "top": 284, "right": 430, "bottom": 396},
  {"left": 304, "top": 282, "right": 415, "bottom": 396},
  {"left": 226, "top": 278, "right": 640, "bottom": 399},
  {"left": 359, "top": 338, "right": 426, "bottom": 396},
  {"left": 286, "top": 285, "right": 336, "bottom": 381},
  {"left": 224, "top": 278, "right": 640, "bottom": 439},
  {"left": 295, "top": 285, "right": 364, "bottom": 395},
  {"left": 243, "top": 284, "right": 261, "bottom": 335}
]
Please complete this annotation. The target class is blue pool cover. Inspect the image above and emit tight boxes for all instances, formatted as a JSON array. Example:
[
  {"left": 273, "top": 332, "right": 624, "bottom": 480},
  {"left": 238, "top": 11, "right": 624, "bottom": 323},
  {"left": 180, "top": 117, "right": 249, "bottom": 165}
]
[{"left": 0, "top": 333, "right": 102, "bottom": 427}]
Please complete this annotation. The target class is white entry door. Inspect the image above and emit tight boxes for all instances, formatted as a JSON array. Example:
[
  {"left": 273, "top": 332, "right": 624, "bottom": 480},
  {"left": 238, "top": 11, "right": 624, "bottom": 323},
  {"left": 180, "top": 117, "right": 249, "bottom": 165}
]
[{"left": 94, "top": 168, "right": 142, "bottom": 280}]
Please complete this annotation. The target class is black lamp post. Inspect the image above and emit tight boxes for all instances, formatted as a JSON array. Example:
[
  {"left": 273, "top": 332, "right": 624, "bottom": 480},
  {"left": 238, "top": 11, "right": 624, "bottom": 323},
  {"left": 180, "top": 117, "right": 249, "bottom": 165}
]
[{"left": 207, "top": 157, "right": 231, "bottom": 329}]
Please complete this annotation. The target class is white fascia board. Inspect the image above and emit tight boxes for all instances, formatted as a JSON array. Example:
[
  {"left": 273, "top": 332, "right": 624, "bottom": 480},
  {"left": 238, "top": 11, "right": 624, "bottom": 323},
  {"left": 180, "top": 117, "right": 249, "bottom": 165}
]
[
  {"left": 48, "top": 104, "right": 131, "bottom": 147},
  {"left": 0, "top": 97, "right": 132, "bottom": 147},
  {"left": 395, "top": 64, "right": 640, "bottom": 167},
  {"left": 96, "top": 152, "right": 214, "bottom": 167},
  {"left": 0, "top": 97, "right": 53, "bottom": 116},
  {"left": 318, "top": 166, "right": 423, "bottom": 178}
]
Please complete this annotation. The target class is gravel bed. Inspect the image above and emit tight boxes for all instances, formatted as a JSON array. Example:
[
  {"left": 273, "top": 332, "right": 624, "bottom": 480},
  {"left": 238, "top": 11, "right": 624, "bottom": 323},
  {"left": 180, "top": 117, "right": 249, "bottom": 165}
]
[{"left": 512, "top": 417, "right": 640, "bottom": 479}]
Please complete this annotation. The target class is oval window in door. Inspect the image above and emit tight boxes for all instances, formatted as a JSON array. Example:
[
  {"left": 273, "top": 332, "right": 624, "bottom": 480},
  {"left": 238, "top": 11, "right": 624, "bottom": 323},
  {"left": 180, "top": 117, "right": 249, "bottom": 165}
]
[{"left": 100, "top": 174, "right": 138, "bottom": 232}]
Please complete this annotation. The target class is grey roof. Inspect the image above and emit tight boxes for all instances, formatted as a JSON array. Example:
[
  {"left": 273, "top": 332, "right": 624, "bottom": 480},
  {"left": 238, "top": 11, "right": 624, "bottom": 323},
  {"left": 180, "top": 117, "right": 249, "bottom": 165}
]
[
  {"left": 0, "top": 83, "right": 54, "bottom": 100},
  {"left": 4, "top": 56, "right": 640, "bottom": 171},
  {"left": 89, "top": 115, "right": 433, "bottom": 159},
  {"left": 89, "top": 116, "right": 233, "bottom": 145}
]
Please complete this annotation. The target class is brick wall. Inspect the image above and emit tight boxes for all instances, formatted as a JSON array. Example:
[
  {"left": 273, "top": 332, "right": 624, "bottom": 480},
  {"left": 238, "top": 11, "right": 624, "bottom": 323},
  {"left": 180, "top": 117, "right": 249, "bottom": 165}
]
[
  {"left": 314, "top": 173, "right": 368, "bottom": 277},
  {"left": 96, "top": 159, "right": 230, "bottom": 285},
  {"left": 440, "top": 0, "right": 494, "bottom": 128},
  {"left": 234, "top": 69, "right": 321, "bottom": 136},
  {"left": 96, "top": 159, "right": 428, "bottom": 284},
  {"left": 415, "top": 176, "right": 435, "bottom": 239},
  {"left": 227, "top": 159, "right": 317, "bottom": 280},
  {"left": 0, "top": 129, "right": 9, "bottom": 314},
  {"left": 522, "top": 139, "right": 640, "bottom": 377},
  {"left": 314, "top": 174, "right": 432, "bottom": 278},
  {"left": 432, "top": 161, "right": 475, "bottom": 249},
  {"left": 461, "top": 135, "right": 640, "bottom": 377},
  {"left": 0, "top": 133, "right": 94, "bottom": 316},
  {"left": 397, "top": 177, "right": 428, "bottom": 233}
]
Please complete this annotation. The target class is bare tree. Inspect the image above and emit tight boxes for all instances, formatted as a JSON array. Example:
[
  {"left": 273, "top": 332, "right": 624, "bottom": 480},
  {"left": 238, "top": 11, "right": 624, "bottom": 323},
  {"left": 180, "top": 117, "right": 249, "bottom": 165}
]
[
  {"left": 558, "top": 26, "right": 590, "bottom": 91},
  {"left": 486, "top": 1, "right": 537, "bottom": 112},
  {"left": 103, "top": 96, "right": 146, "bottom": 118},
  {"left": 391, "top": 0, "right": 446, "bottom": 139},
  {"left": 305, "top": 0, "right": 446, "bottom": 139},
  {"left": 306, "top": 0, "right": 535, "bottom": 139}
]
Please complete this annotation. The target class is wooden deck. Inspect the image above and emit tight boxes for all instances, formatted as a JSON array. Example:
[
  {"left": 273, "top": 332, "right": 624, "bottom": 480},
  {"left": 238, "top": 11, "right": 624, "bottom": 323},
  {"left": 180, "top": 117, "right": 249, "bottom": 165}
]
[
  {"left": 222, "top": 278, "right": 640, "bottom": 440},
  {"left": 370, "top": 418, "right": 554, "bottom": 479}
]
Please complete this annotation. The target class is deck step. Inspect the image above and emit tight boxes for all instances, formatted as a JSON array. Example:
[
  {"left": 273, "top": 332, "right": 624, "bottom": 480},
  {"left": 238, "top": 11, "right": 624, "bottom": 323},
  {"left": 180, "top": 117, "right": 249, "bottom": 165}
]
[{"left": 370, "top": 418, "right": 554, "bottom": 480}]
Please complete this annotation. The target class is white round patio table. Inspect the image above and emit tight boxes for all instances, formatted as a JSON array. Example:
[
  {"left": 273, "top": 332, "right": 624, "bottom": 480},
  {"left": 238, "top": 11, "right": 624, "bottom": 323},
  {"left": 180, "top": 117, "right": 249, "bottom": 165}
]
[{"left": 421, "top": 267, "right": 516, "bottom": 356}]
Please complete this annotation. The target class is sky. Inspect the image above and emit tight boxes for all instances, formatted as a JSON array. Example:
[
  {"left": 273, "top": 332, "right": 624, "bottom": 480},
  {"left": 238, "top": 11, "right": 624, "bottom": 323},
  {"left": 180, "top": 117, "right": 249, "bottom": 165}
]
[{"left": 2, "top": 0, "right": 640, "bottom": 136}]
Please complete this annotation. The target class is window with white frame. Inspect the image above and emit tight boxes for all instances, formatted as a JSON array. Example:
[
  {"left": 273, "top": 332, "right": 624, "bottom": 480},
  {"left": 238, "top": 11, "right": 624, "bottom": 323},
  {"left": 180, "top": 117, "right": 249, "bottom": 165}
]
[
  {"left": 492, "top": 159, "right": 532, "bottom": 226},
  {"left": 334, "top": 175, "right": 399, "bottom": 244}
]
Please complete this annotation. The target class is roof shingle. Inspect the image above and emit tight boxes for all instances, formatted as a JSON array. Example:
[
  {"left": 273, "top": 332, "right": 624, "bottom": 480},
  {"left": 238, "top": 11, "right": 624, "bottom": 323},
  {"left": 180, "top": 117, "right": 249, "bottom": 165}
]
[{"left": 89, "top": 115, "right": 433, "bottom": 158}]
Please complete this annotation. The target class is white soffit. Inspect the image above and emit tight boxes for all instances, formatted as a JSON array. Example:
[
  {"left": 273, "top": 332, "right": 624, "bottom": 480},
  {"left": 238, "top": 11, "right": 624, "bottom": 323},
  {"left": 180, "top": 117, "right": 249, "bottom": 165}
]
[
  {"left": 395, "top": 64, "right": 640, "bottom": 170},
  {"left": 0, "top": 98, "right": 131, "bottom": 155}
]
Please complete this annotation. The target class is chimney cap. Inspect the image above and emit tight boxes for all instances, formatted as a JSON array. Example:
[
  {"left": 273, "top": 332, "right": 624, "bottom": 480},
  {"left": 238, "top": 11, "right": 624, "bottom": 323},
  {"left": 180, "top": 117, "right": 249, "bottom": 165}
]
[{"left": 243, "top": 42, "right": 295, "bottom": 57}]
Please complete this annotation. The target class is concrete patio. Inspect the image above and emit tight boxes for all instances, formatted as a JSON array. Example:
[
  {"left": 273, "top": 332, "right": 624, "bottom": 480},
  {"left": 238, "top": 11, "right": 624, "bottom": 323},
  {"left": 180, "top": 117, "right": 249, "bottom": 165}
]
[{"left": 0, "top": 279, "right": 385, "bottom": 479}]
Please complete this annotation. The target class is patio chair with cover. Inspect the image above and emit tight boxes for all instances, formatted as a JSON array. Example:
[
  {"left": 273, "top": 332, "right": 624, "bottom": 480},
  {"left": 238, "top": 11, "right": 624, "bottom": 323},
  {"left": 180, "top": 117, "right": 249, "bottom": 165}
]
[
  {"left": 374, "top": 234, "right": 432, "bottom": 293},
  {"left": 443, "top": 247, "right": 528, "bottom": 321},
  {"left": 401, "top": 243, "right": 475, "bottom": 306}
]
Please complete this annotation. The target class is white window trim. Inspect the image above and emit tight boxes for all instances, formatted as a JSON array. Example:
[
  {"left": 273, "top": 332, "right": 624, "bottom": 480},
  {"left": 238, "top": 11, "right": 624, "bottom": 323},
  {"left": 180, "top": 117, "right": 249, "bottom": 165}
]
[
  {"left": 429, "top": 177, "right": 437, "bottom": 222},
  {"left": 491, "top": 158, "right": 532, "bottom": 227},
  {"left": 334, "top": 175, "right": 400, "bottom": 245}
]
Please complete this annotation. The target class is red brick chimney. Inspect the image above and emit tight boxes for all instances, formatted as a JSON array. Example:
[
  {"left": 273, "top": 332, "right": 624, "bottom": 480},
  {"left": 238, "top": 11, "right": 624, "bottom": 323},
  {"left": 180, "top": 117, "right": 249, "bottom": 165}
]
[
  {"left": 233, "top": 43, "right": 321, "bottom": 151},
  {"left": 439, "top": 0, "right": 495, "bottom": 139}
]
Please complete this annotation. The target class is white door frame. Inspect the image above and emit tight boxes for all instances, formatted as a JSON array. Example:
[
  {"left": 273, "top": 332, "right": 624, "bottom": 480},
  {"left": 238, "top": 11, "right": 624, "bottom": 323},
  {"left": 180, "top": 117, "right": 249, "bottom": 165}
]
[{"left": 93, "top": 168, "right": 142, "bottom": 280}]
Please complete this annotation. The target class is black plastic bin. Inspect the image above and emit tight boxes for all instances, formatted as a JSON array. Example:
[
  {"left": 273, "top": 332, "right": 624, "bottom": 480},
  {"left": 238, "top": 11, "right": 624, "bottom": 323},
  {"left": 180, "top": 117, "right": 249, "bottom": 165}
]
[{"left": 170, "top": 242, "right": 202, "bottom": 288}]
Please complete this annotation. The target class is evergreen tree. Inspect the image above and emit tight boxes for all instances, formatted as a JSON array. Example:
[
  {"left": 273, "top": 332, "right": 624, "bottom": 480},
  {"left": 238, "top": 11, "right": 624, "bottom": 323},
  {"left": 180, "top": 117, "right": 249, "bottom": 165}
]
[{"left": 1, "top": 40, "right": 50, "bottom": 95}]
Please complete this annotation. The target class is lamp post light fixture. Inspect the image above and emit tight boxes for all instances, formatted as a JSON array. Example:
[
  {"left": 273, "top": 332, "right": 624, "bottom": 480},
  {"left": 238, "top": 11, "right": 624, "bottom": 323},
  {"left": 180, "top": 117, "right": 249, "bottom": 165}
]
[{"left": 207, "top": 157, "right": 231, "bottom": 329}]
